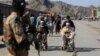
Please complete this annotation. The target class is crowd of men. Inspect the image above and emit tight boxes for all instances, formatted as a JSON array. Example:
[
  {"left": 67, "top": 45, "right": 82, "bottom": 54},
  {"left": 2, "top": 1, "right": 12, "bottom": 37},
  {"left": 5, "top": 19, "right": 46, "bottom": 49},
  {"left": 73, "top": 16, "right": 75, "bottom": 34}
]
[{"left": 1, "top": 0, "right": 75, "bottom": 56}]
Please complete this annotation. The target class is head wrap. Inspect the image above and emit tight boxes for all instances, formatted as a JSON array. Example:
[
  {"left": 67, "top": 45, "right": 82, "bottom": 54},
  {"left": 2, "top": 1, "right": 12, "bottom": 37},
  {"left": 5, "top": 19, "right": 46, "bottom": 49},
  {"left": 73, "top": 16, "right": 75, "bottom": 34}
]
[{"left": 12, "top": 0, "right": 26, "bottom": 16}]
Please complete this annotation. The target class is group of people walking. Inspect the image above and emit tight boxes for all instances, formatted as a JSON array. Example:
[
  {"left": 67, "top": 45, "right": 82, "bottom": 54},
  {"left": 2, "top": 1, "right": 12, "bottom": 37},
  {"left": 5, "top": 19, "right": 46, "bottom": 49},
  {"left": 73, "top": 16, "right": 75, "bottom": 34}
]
[{"left": 1, "top": 0, "right": 76, "bottom": 56}]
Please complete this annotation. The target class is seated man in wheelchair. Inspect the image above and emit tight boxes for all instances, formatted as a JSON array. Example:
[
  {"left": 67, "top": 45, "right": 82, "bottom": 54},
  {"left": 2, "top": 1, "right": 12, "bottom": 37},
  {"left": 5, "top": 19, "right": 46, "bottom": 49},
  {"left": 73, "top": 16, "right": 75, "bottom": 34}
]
[{"left": 61, "top": 21, "right": 75, "bottom": 50}]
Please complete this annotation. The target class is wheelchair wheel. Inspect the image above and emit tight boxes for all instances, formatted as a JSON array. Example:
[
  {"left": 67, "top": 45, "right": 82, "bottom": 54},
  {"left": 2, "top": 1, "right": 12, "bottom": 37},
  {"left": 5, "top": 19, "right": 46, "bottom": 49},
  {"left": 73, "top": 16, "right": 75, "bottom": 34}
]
[{"left": 67, "top": 41, "right": 75, "bottom": 52}]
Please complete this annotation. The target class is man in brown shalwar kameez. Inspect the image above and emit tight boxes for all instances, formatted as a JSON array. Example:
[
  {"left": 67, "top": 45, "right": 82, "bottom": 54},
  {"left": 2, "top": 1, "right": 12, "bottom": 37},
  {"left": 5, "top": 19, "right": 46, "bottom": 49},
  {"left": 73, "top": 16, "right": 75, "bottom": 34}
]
[{"left": 2, "top": 0, "right": 30, "bottom": 56}]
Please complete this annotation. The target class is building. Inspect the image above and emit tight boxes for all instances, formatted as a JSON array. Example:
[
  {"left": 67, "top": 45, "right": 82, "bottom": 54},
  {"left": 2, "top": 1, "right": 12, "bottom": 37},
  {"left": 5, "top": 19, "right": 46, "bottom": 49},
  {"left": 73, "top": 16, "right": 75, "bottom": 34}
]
[
  {"left": 0, "top": 3, "right": 12, "bottom": 17},
  {"left": 0, "top": 3, "right": 49, "bottom": 18},
  {"left": 91, "top": 8, "right": 97, "bottom": 18}
]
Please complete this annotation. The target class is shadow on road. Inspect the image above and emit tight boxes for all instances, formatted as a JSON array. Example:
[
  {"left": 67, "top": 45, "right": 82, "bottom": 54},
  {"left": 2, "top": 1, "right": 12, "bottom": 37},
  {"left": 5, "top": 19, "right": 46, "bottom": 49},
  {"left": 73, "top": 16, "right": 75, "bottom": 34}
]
[
  {"left": 44, "top": 46, "right": 100, "bottom": 52},
  {"left": 0, "top": 44, "right": 6, "bottom": 48},
  {"left": 50, "top": 35, "right": 61, "bottom": 37},
  {"left": 45, "top": 46, "right": 62, "bottom": 51},
  {"left": 76, "top": 47, "right": 100, "bottom": 52}
]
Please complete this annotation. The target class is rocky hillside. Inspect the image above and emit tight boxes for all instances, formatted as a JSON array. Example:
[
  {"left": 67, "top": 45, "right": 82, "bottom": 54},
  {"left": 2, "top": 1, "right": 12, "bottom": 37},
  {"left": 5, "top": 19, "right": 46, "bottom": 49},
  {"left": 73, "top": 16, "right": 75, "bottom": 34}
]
[
  {"left": 51, "top": 1, "right": 96, "bottom": 17},
  {"left": 27, "top": 0, "right": 96, "bottom": 17},
  {"left": 27, "top": 0, "right": 52, "bottom": 11}
]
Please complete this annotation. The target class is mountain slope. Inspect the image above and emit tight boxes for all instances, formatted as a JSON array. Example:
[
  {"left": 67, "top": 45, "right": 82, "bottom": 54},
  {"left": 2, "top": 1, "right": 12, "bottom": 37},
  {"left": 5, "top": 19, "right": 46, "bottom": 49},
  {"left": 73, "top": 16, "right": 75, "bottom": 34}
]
[{"left": 0, "top": 0, "right": 96, "bottom": 17}]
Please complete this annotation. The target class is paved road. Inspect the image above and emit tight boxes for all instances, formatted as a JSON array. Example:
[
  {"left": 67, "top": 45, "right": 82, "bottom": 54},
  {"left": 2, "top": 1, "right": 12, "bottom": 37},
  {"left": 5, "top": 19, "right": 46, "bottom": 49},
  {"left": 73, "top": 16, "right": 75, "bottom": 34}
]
[{"left": 0, "top": 20, "right": 100, "bottom": 56}]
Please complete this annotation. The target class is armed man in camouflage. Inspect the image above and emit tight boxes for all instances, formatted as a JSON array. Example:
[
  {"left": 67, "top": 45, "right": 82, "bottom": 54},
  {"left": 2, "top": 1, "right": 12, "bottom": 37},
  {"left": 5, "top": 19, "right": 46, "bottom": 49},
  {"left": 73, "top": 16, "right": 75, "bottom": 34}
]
[{"left": 2, "top": 0, "right": 30, "bottom": 56}]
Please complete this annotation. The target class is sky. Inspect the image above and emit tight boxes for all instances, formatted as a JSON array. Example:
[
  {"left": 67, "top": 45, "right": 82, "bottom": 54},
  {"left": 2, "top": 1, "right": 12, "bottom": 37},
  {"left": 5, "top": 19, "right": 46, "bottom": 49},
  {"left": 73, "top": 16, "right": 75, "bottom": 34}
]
[{"left": 50, "top": 0, "right": 100, "bottom": 7}]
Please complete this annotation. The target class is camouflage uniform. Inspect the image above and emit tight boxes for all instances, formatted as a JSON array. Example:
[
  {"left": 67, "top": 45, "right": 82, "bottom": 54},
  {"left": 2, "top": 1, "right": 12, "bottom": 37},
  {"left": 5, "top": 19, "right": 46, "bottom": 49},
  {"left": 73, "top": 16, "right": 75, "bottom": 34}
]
[{"left": 2, "top": 12, "right": 30, "bottom": 56}]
